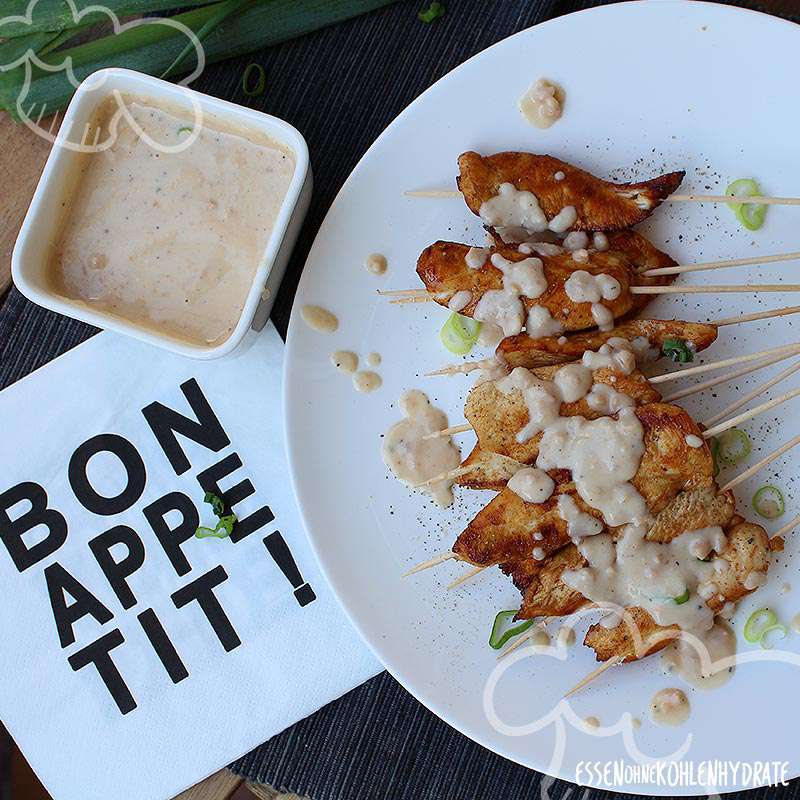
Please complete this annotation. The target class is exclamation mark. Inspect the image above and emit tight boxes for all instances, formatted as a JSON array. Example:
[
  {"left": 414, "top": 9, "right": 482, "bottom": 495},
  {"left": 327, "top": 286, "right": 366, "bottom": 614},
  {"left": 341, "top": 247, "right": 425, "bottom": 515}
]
[{"left": 263, "top": 531, "right": 316, "bottom": 607}]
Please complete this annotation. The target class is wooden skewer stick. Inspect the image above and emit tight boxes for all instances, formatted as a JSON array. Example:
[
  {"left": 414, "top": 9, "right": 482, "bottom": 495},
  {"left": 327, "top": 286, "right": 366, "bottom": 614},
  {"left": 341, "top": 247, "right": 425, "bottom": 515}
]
[
  {"left": 389, "top": 294, "right": 437, "bottom": 305},
  {"left": 412, "top": 465, "right": 472, "bottom": 488},
  {"left": 661, "top": 349, "right": 800, "bottom": 403},
  {"left": 641, "top": 251, "right": 800, "bottom": 277},
  {"left": 425, "top": 359, "right": 494, "bottom": 377},
  {"left": 563, "top": 655, "right": 624, "bottom": 698},
  {"left": 702, "top": 387, "right": 800, "bottom": 439},
  {"left": 716, "top": 304, "right": 800, "bottom": 327},
  {"left": 423, "top": 423, "right": 472, "bottom": 440},
  {"left": 404, "top": 189, "right": 461, "bottom": 198},
  {"left": 403, "top": 551, "right": 458, "bottom": 576},
  {"left": 772, "top": 513, "right": 800, "bottom": 540},
  {"left": 667, "top": 193, "right": 800, "bottom": 206},
  {"left": 378, "top": 288, "right": 430, "bottom": 297},
  {"left": 702, "top": 360, "right": 800, "bottom": 427},
  {"left": 721, "top": 433, "right": 800, "bottom": 493},
  {"left": 632, "top": 284, "right": 800, "bottom": 295},
  {"left": 649, "top": 343, "right": 800, "bottom": 385},
  {"left": 447, "top": 565, "right": 486, "bottom": 590},
  {"left": 405, "top": 189, "right": 800, "bottom": 206},
  {"left": 429, "top": 306, "right": 800, "bottom": 380}
]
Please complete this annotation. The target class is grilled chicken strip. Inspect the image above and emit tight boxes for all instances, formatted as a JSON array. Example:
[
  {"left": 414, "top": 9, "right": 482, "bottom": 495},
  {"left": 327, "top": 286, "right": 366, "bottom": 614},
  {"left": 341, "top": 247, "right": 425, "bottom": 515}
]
[
  {"left": 585, "top": 517, "right": 774, "bottom": 662},
  {"left": 416, "top": 240, "right": 636, "bottom": 333},
  {"left": 457, "top": 151, "right": 685, "bottom": 232},
  {"left": 496, "top": 318, "right": 718, "bottom": 370},
  {"left": 465, "top": 365, "right": 661, "bottom": 466},
  {"left": 509, "top": 486, "right": 737, "bottom": 618},
  {"left": 453, "top": 404, "right": 712, "bottom": 567}
]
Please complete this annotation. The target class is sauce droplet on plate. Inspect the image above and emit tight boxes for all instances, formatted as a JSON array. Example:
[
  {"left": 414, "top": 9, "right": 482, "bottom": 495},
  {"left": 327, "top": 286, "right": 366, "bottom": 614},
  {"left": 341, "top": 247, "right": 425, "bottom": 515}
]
[
  {"left": 301, "top": 305, "right": 338, "bottom": 333},
  {"left": 365, "top": 253, "right": 388, "bottom": 275},
  {"left": 650, "top": 688, "right": 690, "bottom": 726},
  {"left": 331, "top": 350, "right": 358, "bottom": 374},
  {"left": 353, "top": 371, "right": 382, "bottom": 393}
]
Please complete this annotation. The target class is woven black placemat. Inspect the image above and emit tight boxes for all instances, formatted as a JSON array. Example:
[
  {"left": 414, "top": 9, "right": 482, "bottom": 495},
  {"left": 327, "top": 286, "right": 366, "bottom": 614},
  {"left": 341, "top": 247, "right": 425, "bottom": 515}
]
[{"left": 2, "top": 1, "right": 798, "bottom": 798}]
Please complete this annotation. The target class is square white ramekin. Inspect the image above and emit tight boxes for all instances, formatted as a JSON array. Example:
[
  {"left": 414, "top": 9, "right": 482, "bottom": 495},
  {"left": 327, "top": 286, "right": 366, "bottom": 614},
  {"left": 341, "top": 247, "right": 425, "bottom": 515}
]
[{"left": 12, "top": 67, "right": 312, "bottom": 359}]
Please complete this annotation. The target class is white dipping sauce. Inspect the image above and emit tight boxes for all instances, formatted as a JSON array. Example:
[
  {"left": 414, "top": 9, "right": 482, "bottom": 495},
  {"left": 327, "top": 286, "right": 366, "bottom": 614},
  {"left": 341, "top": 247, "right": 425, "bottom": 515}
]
[
  {"left": 507, "top": 467, "right": 555, "bottom": 504},
  {"left": 564, "top": 525, "right": 728, "bottom": 633},
  {"left": 353, "top": 371, "right": 382, "bottom": 393},
  {"left": 465, "top": 247, "right": 490, "bottom": 269},
  {"left": 553, "top": 362, "right": 593, "bottom": 403},
  {"left": 564, "top": 271, "right": 622, "bottom": 303},
  {"left": 49, "top": 94, "right": 295, "bottom": 346},
  {"left": 662, "top": 620, "right": 736, "bottom": 689},
  {"left": 490, "top": 253, "right": 547, "bottom": 298},
  {"left": 473, "top": 253, "right": 548, "bottom": 336},
  {"left": 365, "top": 253, "right": 388, "bottom": 275},
  {"left": 479, "top": 183, "right": 548, "bottom": 232},
  {"left": 558, "top": 494, "right": 603, "bottom": 539},
  {"left": 650, "top": 688, "right": 690, "bottom": 726},
  {"left": 473, "top": 290, "right": 525, "bottom": 337},
  {"left": 526, "top": 305, "right": 565, "bottom": 339},
  {"left": 302, "top": 305, "right": 339, "bottom": 333},
  {"left": 548, "top": 205, "right": 578, "bottom": 233},
  {"left": 382, "top": 390, "right": 462, "bottom": 507},
  {"left": 497, "top": 367, "right": 562, "bottom": 442},
  {"left": 537, "top": 408, "right": 649, "bottom": 527},
  {"left": 586, "top": 383, "right": 634, "bottom": 415},
  {"left": 519, "top": 78, "right": 564, "bottom": 129},
  {"left": 448, "top": 290, "right": 472, "bottom": 312},
  {"left": 563, "top": 231, "right": 589, "bottom": 252},
  {"left": 331, "top": 350, "right": 358, "bottom": 374}
]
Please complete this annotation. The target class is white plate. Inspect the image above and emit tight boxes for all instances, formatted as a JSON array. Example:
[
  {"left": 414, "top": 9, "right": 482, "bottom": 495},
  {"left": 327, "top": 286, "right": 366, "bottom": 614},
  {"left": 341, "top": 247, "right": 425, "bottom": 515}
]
[{"left": 284, "top": 1, "right": 800, "bottom": 793}]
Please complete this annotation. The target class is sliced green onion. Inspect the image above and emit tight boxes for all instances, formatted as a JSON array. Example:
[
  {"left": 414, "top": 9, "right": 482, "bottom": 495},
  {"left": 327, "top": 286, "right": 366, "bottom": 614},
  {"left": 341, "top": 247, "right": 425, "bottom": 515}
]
[
  {"left": 673, "top": 588, "right": 690, "bottom": 605},
  {"left": 744, "top": 607, "right": 777, "bottom": 643},
  {"left": 440, "top": 313, "right": 481, "bottom": 355},
  {"left": 489, "top": 609, "right": 535, "bottom": 650},
  {"left": 204, "top": 491, "right": 226, "bottom": 517},
  {"left": 177, "top": 126, "right": 193, "bottom": 135},
  {"left": 242, "top": 63, "right": 266, "bottom": 97},
  {"left": 759, "top": 623, "right": 788, "bottom": 650},
  {"left": 161, "top": 0, "right": 253, "bottom": 79},
  {"left": 709, "top": 436, "right": 720, "bottom": 478},
  {"left": 418, "top": 1, "right": 445, "bottom": 22},
  {"left": 716, "top": 428, "right": 751, "bottom": 466},
  {"left": 662, "top": 337, "right": 693, "bottom": 363},
  {"left": 216, "top": 514, "right": 236, "bottom": 536},
  {"left": 752, "top": 484, "right": 785, "bottom": 519},
  {"left": 726, "top": 178, "right": 767, "bottom": 231}
]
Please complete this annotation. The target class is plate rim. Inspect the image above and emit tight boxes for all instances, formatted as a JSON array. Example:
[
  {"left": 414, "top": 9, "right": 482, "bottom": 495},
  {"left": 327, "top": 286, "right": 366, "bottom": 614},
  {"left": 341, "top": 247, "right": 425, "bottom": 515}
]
[{"left": 282, "top": 1, "right": 800, "bottom": 792}]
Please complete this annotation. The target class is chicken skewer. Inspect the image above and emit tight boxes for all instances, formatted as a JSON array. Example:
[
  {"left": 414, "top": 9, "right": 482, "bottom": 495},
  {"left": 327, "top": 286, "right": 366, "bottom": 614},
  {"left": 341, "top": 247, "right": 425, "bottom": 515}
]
[
  {"left": 406, "top": 188, "right": 800, "bottom": 208},
  {"left": 406, "top": 389, "right": 800, "bottom": 579},
  {"left": 422, "top": 342, "right": 800, "bottom": 448},
  {"left": 429, "top": 306, "right": 800, "bottom": 377}
]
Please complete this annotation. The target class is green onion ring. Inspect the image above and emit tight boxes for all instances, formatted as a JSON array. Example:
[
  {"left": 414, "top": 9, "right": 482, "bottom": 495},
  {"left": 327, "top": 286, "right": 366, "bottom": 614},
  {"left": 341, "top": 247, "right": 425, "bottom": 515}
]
[
  {"left": 726, "top": 178, "right": 767, "bottom": 231},
  {"left": 759, "top": 623, "right": 788, "bottom": 650},
  {"left": 673, "top": 588, "right": 690, "bottom": 605},
  {"left": 440, "top": 312, "right": 481, "bottom": 355},
  {"left": 744, "top": 607, "right": 777, "bottom": 643},
  {"left": 752, "top": 484, "right": 785, "bottom": 519},
  {"left": 489, "top": 609, "right": 535, "bottom": 650},
  {"left": 242, "top": 63, "right": 266, "bottom": 97},
  {"left": 716, "top": 428, "right": 751, "bottom": 466}
]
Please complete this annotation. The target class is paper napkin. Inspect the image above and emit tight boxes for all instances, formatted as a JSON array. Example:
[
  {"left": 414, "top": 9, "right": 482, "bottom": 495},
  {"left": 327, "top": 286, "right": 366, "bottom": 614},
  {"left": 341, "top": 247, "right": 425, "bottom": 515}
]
[{"left": 0, "top": 324, "right": 381, "bottom": 800}]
